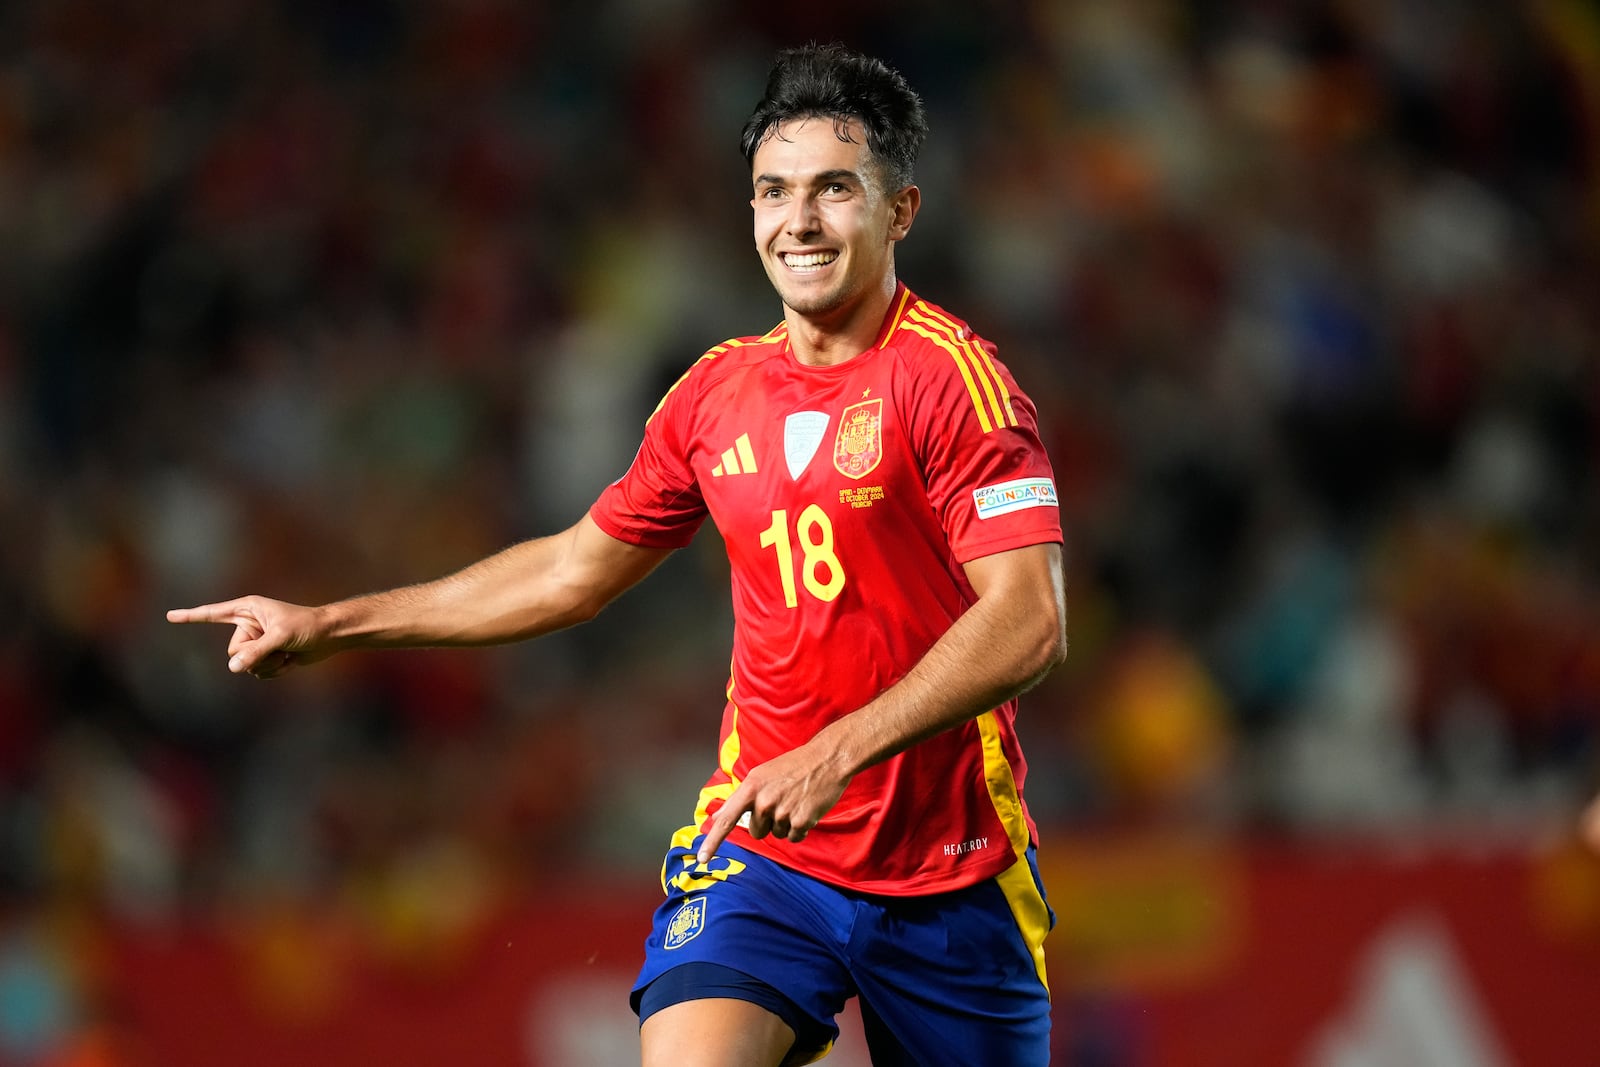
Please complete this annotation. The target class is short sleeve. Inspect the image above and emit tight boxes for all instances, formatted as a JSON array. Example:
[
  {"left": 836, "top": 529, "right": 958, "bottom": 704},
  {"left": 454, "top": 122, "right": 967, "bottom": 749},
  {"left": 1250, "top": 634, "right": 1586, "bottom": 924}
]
[
  {"left": 589, "top": 382, "right": 707, "bottom": 549},
  {"left": 903, "top": 338, "right": 1062, "bottom": 563}
]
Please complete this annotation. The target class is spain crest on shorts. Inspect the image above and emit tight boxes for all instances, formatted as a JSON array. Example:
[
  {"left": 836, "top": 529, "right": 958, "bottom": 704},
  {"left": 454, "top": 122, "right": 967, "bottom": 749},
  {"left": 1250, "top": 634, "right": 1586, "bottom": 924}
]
[
  {"left": 664, "top": 896, "right": 707, "bottom": 950},
  {"left": 834, "top": 398, "right": 883, "bottom": 479}
]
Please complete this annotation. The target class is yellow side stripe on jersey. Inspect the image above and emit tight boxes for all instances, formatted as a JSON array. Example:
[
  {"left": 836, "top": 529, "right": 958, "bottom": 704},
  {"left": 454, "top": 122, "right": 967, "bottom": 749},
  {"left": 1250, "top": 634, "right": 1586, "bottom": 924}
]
[
  {"left": 899, "top": 319, "right": 995, "bottom": 433},
  {"left": 664, "top": 788, "right": 742, "bottom": 891},
  {"left": 907, "top": 303, "right": 1017, "bottom": 430},
  {"left": 661, "top": 683, "right": 746, "bottom": 892},
  {"left": 663, "top": 780, "right": 739, "bottom": 894},
  {"left": 977, "top": 709, "right": 1051, "bottom": 993},
  {"left": 666, "top": 777, "right": 739, "bottom": 856}
]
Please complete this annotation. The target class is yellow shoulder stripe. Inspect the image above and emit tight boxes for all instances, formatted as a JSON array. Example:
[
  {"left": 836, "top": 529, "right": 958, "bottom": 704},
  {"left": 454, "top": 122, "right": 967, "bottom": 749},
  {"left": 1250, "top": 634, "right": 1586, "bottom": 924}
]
[
  {"left": 902, "top": 303, "right": 1018, "bottom": 431},
  {"left": 900, "top": 319, "right": 994, "bottom": 432},
  {"left": 646, "top": 324, "right": 787, "bottom": 424}
]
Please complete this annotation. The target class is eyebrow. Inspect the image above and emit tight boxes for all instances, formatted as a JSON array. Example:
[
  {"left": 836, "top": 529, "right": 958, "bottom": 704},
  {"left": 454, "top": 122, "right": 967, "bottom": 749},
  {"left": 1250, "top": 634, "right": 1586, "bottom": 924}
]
[{"left": 753, "top": 168, "right": 864, "bottom": 188}]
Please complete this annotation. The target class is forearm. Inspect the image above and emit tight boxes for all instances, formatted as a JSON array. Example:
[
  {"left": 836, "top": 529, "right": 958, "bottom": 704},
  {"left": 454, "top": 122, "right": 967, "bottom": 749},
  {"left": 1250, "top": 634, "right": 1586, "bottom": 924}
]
[
  {"left": 318, "top": 530, "right": 601, "bottom": 649},
  {"left": 813, "top": 557, "right": 1067, "bottom": 778},
  {"left": 694, "top": 543, "right": 1066, "bottom": 861},
  {"left": 170, "top": 514, "right": 669, "bottom": 678},
  {"left": 309, "top": 514, "right": 670, "bottom": 653}
]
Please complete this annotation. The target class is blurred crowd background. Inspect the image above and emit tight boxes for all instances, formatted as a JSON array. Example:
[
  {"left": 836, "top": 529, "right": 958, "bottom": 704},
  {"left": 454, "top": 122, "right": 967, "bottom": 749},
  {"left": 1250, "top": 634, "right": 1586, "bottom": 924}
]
[{"left": 2, "top": 0, "right": 1598, "bottom": 1062}]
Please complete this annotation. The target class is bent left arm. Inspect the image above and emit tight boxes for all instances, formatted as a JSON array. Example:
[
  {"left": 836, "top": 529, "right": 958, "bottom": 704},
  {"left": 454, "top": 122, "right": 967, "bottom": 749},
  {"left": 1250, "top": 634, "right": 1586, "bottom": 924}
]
[{"left": 699, "top": 541, "right": 1067, "bottom": 862}]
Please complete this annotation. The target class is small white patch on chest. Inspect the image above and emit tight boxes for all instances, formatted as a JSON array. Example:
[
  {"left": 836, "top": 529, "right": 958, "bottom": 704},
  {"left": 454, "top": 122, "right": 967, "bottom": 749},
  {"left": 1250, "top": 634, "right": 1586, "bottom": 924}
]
[{"left": 783, "top": 411, "right": 830, "bottom": 480}]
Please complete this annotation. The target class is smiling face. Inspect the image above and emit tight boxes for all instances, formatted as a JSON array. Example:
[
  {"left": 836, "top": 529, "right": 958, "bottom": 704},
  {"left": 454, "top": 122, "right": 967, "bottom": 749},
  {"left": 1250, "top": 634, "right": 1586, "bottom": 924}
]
[{"left": 751, "top": 117, "right": 918, "bottom": 338}]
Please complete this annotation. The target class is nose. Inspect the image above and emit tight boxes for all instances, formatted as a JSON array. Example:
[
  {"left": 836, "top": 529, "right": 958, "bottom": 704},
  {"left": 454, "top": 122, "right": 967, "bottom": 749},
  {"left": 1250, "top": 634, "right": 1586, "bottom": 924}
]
[{"left": 785, "top": 195, "right": 820, "bottom": 238}]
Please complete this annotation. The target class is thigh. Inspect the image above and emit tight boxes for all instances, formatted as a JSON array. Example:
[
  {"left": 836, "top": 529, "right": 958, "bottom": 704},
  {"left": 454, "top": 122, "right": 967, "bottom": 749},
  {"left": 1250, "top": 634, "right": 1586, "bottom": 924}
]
[
  {"left": 640, "top": 997, "right": 795, "bottom": 1067},
  {"left": 632, "top": 838, "right": 855, "bottom": 1064},
  {"left": 850, "top": 852, "right": 1053, "bottom": 1066}
]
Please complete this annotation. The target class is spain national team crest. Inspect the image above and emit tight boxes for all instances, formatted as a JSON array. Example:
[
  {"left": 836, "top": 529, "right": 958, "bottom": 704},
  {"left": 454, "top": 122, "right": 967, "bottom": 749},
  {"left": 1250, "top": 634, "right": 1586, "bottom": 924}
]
[
  {"left": 833, "top": 398, "right": 883, "bottom": 480},
  {"left": 663, "top": 896, "right": 707, "bottom": 950}
]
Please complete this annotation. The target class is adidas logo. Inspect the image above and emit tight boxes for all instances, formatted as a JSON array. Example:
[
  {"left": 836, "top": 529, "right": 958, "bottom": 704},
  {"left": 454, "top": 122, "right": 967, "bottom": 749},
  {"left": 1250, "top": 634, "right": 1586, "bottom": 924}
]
[{"left": 712, "top": 433, "right": 758, "bottom": 477}]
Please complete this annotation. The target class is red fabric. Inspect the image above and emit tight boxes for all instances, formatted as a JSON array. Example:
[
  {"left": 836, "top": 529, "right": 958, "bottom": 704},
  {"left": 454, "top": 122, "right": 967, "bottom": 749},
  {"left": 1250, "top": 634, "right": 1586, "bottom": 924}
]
[{"left": 589, "top": 285, "right": 1062, "bottom": 894}]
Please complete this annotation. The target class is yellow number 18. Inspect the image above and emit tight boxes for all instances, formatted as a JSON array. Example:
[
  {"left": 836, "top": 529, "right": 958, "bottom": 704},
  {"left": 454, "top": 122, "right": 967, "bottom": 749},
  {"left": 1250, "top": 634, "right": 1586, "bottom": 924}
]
[{"left": 759, "top": 505, "right": 845, "bottom": 607}]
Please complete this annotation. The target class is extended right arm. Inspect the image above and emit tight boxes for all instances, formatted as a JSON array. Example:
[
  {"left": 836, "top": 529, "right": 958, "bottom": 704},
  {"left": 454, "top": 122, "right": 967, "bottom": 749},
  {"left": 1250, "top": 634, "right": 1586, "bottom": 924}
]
[{"left": 167, "top": 513, "right": 672, "bottom": 678}]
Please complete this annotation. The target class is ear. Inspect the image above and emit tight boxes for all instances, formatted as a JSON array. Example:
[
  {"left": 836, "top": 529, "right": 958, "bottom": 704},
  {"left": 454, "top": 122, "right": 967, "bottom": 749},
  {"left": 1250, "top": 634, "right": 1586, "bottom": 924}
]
[{"left": 888, "top": 184, "right": 921, "bottom": 241}]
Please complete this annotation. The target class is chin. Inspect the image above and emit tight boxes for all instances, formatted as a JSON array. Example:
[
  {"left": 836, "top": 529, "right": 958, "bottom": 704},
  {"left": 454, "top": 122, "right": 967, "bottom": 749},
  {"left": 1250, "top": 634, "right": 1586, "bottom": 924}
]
[
  {"left": 784, "top": 297, "right": 838, "bottom": 317},
  {"left": 779, "top": 284, "right": 848, "bottom": 317}
]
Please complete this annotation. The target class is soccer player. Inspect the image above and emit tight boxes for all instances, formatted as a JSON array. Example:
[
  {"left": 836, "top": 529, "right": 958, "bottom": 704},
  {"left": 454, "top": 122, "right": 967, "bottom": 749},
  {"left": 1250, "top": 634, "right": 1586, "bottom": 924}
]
[{"left": 170, "top": 44, "right": 1067, "bottom": 1066}]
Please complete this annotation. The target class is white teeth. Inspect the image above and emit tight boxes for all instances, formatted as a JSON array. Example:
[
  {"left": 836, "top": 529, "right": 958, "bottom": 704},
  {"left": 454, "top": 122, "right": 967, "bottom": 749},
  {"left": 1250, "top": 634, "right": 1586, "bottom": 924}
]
[{"left": 784, "top": 251, "right": 837, "bottom": 270}]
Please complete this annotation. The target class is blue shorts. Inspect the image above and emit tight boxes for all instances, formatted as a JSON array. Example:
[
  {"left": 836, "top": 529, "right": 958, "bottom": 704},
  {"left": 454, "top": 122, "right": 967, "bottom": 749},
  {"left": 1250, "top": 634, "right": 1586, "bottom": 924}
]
[{"left": 631, "top": 835, "right": 1054, "bottom": 1065}]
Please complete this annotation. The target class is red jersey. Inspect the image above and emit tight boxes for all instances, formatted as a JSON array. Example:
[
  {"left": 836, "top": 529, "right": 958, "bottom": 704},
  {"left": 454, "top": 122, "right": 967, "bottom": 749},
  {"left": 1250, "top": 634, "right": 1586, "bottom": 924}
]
[{"left": 589, "top": 284, "right": 1062, "bottom": 895}]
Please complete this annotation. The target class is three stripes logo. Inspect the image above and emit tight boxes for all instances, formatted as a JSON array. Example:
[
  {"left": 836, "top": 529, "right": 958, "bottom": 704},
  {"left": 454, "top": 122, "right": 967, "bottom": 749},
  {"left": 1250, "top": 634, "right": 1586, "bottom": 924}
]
[{"left": 711, "top": 433, "right": 759, "bottom": 477}]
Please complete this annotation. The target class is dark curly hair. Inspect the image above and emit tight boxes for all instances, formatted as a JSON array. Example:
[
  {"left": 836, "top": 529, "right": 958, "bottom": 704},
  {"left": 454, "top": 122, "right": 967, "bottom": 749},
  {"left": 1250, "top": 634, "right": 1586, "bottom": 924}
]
[{"left": 740, "top": 43, "right": 928, "bottom": 192}]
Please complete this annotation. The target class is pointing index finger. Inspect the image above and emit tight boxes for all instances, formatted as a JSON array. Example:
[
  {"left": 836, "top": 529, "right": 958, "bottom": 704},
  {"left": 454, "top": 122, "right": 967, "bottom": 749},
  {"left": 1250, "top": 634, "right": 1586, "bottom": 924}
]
[
  {"left": 166, "top": 601, "right": 247, "bottom": 625},
  {"left": 697, "top": 795, "right": 753, "bottom": 864}
]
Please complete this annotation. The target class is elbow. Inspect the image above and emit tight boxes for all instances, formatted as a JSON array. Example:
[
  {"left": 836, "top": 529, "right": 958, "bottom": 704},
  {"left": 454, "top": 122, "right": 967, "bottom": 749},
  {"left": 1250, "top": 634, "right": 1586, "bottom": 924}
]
[
  {"left": 1032, "top": 589, "right": 1069, "bottom": 679},
  {"left": 1034, "top": 618, "right": 1068, "bottom": 679},
  {"left": 555, "top": 588, "right": 609, "bottom": 629},
  {"left": 1012, "top": 607, "right": 1067, "bottom": 691},
  {"left": 575, "top": 597, "right": 610, "bottom": 626},
  {"left": 1045, "top": 622, "right": 1069, "bottom": 672},
  {"left": 1031, "top": 545, "right": 1069, "bottom": 680},
  {"left": 511, "top": 580, "right": 608, "bottom": 639}
]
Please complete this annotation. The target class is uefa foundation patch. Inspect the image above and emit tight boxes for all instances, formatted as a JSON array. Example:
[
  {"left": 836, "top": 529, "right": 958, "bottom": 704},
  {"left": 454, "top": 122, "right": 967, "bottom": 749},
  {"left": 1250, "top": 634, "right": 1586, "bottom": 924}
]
[
  {"left": 664, "top": 897, "right": 707, "bottom": 950},
  {"left": 973, "top": 477, "right": 1058, "bottom": 519}
]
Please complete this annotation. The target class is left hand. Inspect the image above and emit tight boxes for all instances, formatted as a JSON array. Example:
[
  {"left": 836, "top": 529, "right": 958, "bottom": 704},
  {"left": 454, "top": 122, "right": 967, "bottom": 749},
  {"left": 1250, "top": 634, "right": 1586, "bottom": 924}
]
[
  {"left": 1584, "top": 796, "right": 1600, "bottom": 853},
  {"left": 697, "top": 743, "right": 852, "bottom": 864}
]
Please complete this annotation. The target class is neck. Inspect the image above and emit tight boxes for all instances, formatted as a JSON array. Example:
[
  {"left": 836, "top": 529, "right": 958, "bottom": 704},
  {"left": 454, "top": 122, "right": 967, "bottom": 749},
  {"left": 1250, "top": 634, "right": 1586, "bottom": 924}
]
[{"left": 784, "top": 275, "right": 898, "bottom": 368}]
